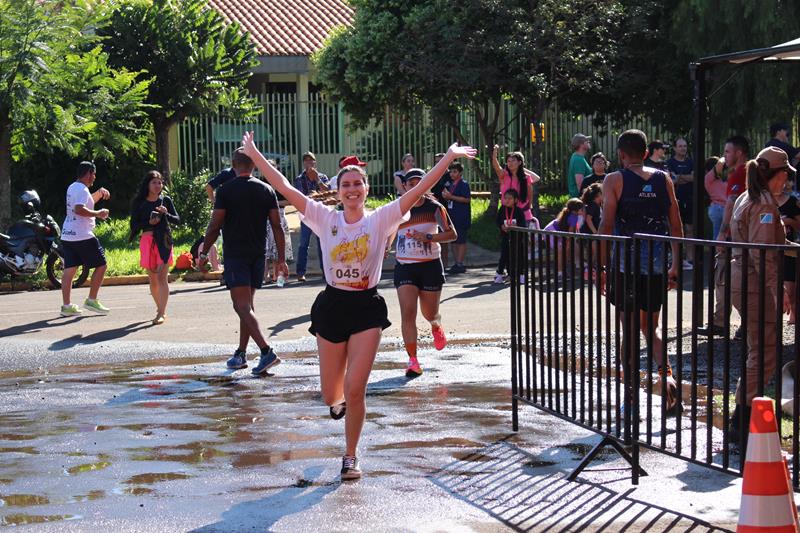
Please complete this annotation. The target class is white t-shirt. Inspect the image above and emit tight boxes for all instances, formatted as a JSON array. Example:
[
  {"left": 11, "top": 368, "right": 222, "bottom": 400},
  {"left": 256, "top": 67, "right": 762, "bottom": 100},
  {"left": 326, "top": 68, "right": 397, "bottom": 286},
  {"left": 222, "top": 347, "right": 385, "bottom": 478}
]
[
  {"left": 300, "top": 198, "right": 409, "bottom": 290},
  {"left": 329, "top": 175, "right": 338, "bottom": 191},
  {"left": 62, "top": 182, "right": 95, "bottom": 241}
]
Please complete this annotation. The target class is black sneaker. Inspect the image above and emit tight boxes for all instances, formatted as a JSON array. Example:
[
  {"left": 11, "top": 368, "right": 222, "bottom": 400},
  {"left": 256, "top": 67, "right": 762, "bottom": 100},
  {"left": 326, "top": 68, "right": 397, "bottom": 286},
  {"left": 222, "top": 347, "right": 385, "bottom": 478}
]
[
  {"left": 341, "top": 455, "right": 362, "bottom": 480},
  {"left": 330, "top": 401, "right": 346, "bottom": 420},
  {"left": 696, "top": 324, "right": 726, "bottom": 336},
  {"left": 226, "top": 349, "right": 247, "bottom": 369},
  {"left": 251, "top": 347, "right": 281, "bottom": 375}
]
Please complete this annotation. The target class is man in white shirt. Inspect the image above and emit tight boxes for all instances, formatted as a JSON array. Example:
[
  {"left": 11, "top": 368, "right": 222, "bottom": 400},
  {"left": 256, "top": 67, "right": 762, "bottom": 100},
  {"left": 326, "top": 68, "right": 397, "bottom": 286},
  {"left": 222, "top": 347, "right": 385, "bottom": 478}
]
[{"left": 60, "top": 161, "right": 112, "bottom": 317}]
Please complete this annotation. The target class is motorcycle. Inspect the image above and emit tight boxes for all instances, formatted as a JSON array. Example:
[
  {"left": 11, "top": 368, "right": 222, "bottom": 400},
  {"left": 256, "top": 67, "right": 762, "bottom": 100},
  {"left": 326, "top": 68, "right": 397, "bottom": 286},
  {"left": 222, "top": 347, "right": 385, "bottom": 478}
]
[{"left": 0, "top": 190, "right": 89, "bottom": 289}]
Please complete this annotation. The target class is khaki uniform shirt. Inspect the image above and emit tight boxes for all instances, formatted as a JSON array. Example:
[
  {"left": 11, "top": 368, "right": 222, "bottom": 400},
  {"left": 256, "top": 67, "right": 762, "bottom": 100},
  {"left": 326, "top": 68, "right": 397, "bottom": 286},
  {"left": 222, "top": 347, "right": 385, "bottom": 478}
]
[{"left": 730, "top": 191, "right": 785, "bottom": 297}]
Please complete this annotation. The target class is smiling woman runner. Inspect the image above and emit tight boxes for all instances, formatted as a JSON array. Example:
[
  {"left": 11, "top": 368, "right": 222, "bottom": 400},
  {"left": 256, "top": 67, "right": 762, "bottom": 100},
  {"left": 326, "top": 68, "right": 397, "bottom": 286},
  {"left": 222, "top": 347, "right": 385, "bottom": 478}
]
[
  {"left": 392, "top": 168, "right": 457, "bottom": 378},
  {"left": 241, "top": 133, "right": 476, "bottom": 480}
]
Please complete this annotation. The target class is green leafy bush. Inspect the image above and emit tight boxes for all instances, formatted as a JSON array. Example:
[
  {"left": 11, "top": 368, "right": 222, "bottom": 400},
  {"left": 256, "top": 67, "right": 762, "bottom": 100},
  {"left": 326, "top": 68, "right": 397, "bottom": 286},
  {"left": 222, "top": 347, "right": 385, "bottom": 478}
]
[{"left": 168, "top": 169, "right": 212, "bottom": 235}]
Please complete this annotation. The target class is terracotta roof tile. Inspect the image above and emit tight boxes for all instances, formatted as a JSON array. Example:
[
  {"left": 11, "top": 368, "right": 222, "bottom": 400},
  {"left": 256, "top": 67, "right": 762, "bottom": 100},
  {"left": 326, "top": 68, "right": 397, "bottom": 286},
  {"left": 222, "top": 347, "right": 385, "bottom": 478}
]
[{"left": 208, "top": 0, "right": 354, "bottom": 56}]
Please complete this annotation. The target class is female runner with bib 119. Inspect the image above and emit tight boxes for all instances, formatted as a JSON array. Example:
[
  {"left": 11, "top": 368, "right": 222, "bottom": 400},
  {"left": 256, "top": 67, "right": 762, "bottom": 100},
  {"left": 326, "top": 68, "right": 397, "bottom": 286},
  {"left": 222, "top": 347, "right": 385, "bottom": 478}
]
[{"left": 241, "top": 132, "right": 477, "bottom": 480}]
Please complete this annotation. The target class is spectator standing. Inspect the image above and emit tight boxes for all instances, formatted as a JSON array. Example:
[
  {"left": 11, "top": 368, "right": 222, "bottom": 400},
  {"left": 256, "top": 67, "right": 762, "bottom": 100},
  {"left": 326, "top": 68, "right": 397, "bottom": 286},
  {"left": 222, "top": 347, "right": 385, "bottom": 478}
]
[
  {"left": 59, "top": 161, "right": 112, "bottom": 317},
  {"left": 495, "top": 189, "right": 527, "bottom": 284},
  {"left": 579, "top": 152, "right": 608, "bottom": 194},
  {"left": 567, "top": 134, "right": 592, "bottom": 198},
  {"left": 491, "top": 144, "right": 540, "bottom": 228},
  {"left": 294, "top": 151, "right": 329, "bottom": 282},
  {"left": 262, "top": 159, "right": 293, "bottom": 284},
  {"left": 430, "top": 152, "right": 451, "bottom": 268},
  {"left": 393, "top": 153, "right": 415, "bottom": 196},
  {"left": 580, "top": 183, "right": 603, "bottom": 235},
  {"left": 205, "top": 167, "right": 237, "bottom": 202},
  {"left": 704, "top": 156, "right": 727, "bottom": 240},
  {"left": 129, "top": 171, "right": 180, "bottom": 324},
  {"left": 644, "top": 140, "right": 669, "bottom": 170},
  {"left": 331, "top": 155, "right": 367, "bottom": 191},
  {"left": 442, "top": 162, "right": 471, "bottom": 274},
  {"left": 765, "top": 122, "right": 800, "bottom": 168},
  {"left": 727, "top": 147, "right": 795, "bottom": 444},
  {"left": 598, "top": 130, "right": 683, "bottom": 416},
  {"left": 667, "top": 137, "right": 695, "bottom": 269},
  {"left": 199, "top": 148, "right": 286, "bottom": 375},
  {"left": 778, "top": 176, "right": 800, "bottom": 325}
]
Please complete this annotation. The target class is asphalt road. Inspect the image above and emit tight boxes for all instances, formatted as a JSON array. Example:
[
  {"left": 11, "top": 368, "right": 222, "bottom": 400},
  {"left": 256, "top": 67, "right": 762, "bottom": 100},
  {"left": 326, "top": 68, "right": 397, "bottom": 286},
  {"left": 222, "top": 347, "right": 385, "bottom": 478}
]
[{"left": 0, "top": 272, "right": 746, "bottom": 531}]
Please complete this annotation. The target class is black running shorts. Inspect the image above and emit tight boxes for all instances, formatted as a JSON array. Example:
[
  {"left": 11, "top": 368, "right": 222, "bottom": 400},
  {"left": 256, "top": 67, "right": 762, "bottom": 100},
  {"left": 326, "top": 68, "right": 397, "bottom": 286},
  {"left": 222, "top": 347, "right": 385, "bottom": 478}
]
[
  {"left": 309, "top": 285, "right": 391, "bottom": 343},
  {"left": 393, "top": 259, "right": 446, "bottom": 291}
]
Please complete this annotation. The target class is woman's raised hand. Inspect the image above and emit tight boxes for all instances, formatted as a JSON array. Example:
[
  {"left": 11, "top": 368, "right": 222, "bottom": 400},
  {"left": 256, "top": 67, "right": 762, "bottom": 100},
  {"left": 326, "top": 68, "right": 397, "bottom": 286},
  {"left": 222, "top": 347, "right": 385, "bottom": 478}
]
[
  {"left": 447, "top": 142, "right": 478, "bottom": 160},
  {"left": 241, "top": 131, "right": 260, "bottom": 159}
]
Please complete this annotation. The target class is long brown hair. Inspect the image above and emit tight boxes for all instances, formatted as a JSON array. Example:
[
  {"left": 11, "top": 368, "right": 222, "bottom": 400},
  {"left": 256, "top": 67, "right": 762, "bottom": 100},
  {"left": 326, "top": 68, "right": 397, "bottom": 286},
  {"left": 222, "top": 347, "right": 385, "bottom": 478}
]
[
  {"left": 555, "top": 198, "right": 584, "bottom": 231},
  {"left": 745, "top": 158, "right": 781, "bottom": 202}
]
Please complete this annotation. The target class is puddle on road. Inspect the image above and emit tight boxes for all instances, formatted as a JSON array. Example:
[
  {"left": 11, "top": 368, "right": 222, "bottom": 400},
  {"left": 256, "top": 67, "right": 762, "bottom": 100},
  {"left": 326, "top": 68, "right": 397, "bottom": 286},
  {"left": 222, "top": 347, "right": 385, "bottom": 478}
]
[
  {"left": 0, "top": 513, "right": 82, "bottom": 526},
  {"left": 124, "top": 472, "right": 191, "bottom": 485},
  {"left": 0, "top": 494, "right": 50, "bottom": 506},
  {"left": 66, "top": 461, "right": 112, "bottom": 475}
]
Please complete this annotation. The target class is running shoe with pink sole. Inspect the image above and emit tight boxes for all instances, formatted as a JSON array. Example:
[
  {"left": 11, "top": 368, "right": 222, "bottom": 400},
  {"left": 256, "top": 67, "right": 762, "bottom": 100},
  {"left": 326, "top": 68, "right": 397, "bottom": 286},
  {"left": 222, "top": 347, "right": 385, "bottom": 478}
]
[
  {"left": 432, "top": 326, "right": 447, "bottom": 351},
  {"left": 406, "top": 358, "right": 423, "bottom": 378}
]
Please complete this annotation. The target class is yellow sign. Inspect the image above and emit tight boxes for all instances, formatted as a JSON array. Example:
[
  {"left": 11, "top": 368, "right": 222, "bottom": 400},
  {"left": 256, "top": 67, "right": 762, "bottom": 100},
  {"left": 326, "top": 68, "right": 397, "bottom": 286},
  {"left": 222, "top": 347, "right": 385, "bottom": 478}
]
[{"left": 530, "top": 122, "right": 546, "bottom": 143}]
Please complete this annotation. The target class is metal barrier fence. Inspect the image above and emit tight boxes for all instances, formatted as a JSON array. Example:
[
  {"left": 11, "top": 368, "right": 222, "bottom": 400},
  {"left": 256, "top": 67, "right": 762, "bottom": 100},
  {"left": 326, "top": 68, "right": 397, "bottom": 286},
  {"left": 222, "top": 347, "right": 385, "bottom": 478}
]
[{"left": 509, "top": 227, "right": 800, "bottom": 489}]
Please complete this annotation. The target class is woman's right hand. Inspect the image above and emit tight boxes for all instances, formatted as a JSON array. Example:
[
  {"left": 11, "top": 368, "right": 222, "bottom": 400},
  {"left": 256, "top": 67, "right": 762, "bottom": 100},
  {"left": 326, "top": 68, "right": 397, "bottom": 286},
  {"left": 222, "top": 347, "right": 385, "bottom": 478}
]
[
  {"left": 241, "top": 131, "right": 260, "bottom": 159},
  {"left": 447, "top": 142, "right": 478, "bottom": 161}
]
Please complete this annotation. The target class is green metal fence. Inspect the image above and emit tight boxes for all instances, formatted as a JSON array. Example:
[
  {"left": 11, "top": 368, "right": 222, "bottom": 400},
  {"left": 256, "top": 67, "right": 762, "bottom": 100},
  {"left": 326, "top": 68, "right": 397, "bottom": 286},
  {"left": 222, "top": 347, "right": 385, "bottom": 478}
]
[{"left": 177, "top": 93, "right": 771, "bottom": 196}]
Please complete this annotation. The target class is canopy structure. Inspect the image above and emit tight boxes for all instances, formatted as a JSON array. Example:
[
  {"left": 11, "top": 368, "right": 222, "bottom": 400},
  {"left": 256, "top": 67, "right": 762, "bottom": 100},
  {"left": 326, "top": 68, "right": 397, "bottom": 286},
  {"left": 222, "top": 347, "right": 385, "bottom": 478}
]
[{"left": 691, "top": 37, "right": 800, "bottom": 232}]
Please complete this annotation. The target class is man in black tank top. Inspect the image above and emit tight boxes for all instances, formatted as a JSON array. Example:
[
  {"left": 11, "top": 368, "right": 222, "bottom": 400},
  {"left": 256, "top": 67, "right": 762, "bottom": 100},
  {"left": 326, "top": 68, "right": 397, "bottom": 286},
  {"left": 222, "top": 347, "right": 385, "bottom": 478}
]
[{"left": 598, "top": 129, "right": 685, "bottom": 415}]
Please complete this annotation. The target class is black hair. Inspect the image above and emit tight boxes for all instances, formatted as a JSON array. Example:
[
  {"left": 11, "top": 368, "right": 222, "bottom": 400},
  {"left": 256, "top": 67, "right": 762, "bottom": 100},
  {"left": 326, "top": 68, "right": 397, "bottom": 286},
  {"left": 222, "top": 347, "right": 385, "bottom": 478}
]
[
  {"left": 77, "top": 161, "right": 96, "bottom": 179},
  {"left": 704, "top": 157, "right": 720, "bottom": 173},
  {"left": 617, "top": 129, "right": 647, "bottom": 159},
  {"left": 129, "top": 170, "right": 164, "bottom": 241},
  {"left": 555, "top": 198, "right": 584, "bottom": 232},
  {"left": 448, "top": 161, "right": 464, "bottom": 173},
  {"left": 725, "top": 135, "right": 750, "bottom": 157},
  {"left": 232, "top": 148, "right": 254, "bottom": 172},
  {"left": 770, "top": 123, "right": 790, "bottom": 137},
  {"left": 503, "top": 188, "right": 519, "bottom": 200}
]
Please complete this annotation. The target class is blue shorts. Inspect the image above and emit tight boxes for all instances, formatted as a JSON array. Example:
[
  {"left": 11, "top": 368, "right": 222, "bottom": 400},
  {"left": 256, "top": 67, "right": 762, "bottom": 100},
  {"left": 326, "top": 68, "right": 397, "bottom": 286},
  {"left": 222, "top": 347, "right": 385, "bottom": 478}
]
[
  {"left": 62, "top": 237, "right": 106, "bottom": 269},
  {"left": 453, "top": 223, "right": 470, "bottom": 244},
  {"left": 223, "top": 254, "right": 265, "bottom": 289}
]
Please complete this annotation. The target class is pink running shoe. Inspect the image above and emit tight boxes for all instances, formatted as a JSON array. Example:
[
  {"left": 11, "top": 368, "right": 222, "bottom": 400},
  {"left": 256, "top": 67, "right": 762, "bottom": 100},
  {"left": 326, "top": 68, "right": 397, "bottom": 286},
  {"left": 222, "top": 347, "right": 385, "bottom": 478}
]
[
  {"left": 406, "top": 357, "right": 423, "bottom": 378},
  {"left": 432, "top": 326, "right": 447, "bottom": 351}
]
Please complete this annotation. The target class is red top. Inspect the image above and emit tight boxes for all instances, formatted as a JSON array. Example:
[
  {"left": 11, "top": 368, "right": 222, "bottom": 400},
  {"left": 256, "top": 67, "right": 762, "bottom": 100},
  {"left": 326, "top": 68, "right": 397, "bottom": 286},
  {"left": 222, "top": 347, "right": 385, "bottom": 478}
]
[{"left": 726, "top": 164, "right": 746, "bottom": 198}]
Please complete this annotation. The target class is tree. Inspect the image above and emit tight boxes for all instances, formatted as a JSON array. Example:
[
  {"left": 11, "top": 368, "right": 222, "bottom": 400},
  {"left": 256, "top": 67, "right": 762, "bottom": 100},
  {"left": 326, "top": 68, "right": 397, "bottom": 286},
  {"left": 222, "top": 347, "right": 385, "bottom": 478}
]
[
  {"left": 314, "top": 0, "right": 624, "bottom": 209},
  {"left": 0, "top": 0, "right": 150, "bottom": 226},
  {"left": 98, "top": 0, "right": 259, "bottom": 180}
]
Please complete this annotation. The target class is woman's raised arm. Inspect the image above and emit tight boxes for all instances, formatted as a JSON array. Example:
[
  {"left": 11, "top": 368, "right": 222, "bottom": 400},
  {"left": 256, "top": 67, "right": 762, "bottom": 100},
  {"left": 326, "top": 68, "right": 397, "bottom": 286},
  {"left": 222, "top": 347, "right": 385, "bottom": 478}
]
[
  {"left": 401, "top": 143, "right": 477, "bottom": 214},
  {"left": 241, "top": 131, "right": 309, "bottom": 215}
]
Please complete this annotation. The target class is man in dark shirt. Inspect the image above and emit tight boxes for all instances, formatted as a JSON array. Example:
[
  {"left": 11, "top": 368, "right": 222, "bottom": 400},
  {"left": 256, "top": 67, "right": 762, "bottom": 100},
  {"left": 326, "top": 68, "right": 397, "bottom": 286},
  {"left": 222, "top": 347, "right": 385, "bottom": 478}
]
[
  {"left": 666, "top": 137, "right": 695, "bottom": 269},
  {"left": 644, "top": 140, "right": 669, "bottom": 170},
  {"left": 765, "top": 123, "right": 800, "bottom": 168},
  {"left": 205, "top": 167, "right": 237, "bottom": 202},
  {"left": 294, "top": 151, "right": 329, "bottom": 281},
  {"left": 200, "top": 148, "right": 286, "bottom": 375}
]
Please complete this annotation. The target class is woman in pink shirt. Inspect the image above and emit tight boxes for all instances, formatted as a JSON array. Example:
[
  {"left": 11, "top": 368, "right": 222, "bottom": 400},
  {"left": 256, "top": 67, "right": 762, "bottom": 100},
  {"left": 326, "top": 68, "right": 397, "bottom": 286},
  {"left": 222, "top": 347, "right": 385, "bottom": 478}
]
[
  {"left": 704, "top": 156, "right": 727, "bottom": 239},
  {"left": 491, "top": 144, "right": 540, "bottom": 229}
]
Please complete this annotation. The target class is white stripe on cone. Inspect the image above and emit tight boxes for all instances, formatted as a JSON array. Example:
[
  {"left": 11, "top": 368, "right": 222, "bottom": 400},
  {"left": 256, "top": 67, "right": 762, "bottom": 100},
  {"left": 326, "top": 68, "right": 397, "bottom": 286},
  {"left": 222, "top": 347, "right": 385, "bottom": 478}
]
[
  {"left": 739, "top": 494, "right": 797, "bottom": 527},
  {"left": 746, "top": 433, "right": 784, "bottom": 463}
]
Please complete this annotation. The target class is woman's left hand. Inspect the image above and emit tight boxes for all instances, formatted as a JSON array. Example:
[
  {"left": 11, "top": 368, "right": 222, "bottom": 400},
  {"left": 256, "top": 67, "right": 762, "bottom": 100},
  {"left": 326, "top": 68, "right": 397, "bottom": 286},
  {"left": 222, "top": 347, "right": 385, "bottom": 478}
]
[
  {"left": 155, "top": 205, "right": 168, "bottom": 214},
  {"left": 409, "top": 230, "right": 427, "bottom": 242},
  {"left": 446, "top": 142, "right": 478, "bottom": 160}
]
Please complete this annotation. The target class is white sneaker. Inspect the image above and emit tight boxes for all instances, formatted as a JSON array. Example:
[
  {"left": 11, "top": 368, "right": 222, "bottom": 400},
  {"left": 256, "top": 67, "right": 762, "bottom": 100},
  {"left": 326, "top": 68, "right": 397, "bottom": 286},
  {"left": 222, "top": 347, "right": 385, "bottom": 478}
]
[
  {"left": 494, "top": 274, "right": 505, "bottom": 284},
  {"left": 682, "top": 260, "right": 694, "bottom": 270}
]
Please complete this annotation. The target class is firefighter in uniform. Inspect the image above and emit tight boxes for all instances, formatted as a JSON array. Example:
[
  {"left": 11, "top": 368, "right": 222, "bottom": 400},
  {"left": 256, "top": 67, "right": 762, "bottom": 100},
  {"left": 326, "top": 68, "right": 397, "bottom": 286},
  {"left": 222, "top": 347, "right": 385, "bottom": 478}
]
[{"left": 729, "top": 146, "right": 797, "bottom": 443}]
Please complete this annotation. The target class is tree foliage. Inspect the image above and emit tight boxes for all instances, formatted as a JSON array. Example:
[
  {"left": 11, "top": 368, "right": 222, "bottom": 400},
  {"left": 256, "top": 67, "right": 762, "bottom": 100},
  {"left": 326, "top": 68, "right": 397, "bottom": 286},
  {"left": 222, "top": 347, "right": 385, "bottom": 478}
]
[
  {"left": 314, "top": 0, "right": 625, "bottom": 208},
  {"left": 0, "top": 0, "right": 151, "bottom": 226},
  {"left": 98, "top": 0, "right": 259, "bottom": 179}
]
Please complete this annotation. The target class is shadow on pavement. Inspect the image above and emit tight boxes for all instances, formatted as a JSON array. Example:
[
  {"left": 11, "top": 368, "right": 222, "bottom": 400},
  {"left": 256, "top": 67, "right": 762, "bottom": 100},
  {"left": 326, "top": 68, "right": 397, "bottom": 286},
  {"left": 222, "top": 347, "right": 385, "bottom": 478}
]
[
  {"left": 190, "top": 466, "right": 338, "bottom": 532},
  {"left": 0, "top": 315, "right": 87, "bottom": 338},
  {"left": 268, "top": 313, "right": 311, "bottom": 337},
  {"left": 441, "top": 281, "right": 507, "bottom": 303},
  {"left": 429, "top": 438, "right": 732, "bottom": 532},
  {"left": 48, "top": 321, "right": 153, "bottom": 350}
]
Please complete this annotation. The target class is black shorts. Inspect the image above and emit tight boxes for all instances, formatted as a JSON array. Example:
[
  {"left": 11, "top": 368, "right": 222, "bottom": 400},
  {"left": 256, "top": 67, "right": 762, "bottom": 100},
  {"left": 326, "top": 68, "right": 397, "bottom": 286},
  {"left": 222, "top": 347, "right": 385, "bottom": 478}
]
[
  {"left": 453, "top": 224, "right": 469, "bottom": 244},
  {"left": 608, "top": 271, "right": 665, "bottom": 313},
  {"left": 309, "top": 285, "right": 391, "bottom": 343},
  {"left": 223, "top": 254, "right": 265, "bottom": 289},
  {"left": 394, "top": 260, "right": 445, "bottom": 291},
  {"left": 62, "top": 237, "right": 106, "bottom": 269}
]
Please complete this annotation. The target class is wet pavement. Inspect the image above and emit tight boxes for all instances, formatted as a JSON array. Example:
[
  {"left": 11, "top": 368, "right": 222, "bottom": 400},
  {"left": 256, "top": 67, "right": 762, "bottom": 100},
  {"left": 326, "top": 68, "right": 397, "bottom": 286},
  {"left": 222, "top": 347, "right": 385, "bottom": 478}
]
[{"left": 0, "top": 337, "right": 742, "bottom": 532}]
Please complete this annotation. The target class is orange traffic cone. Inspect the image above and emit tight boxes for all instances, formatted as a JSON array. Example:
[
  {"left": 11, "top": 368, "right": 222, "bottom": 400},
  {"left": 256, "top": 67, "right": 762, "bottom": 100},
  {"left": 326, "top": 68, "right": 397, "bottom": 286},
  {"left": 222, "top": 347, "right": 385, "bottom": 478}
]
[{"left": 738, "top": 397, "right": 799, "bottom": 532}]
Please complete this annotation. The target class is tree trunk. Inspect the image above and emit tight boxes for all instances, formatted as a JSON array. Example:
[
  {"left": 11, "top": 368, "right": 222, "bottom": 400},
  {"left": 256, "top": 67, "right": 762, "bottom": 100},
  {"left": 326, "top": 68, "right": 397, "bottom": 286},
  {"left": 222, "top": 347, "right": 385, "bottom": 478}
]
[
  {"left": 153, "top": 116, "right": 175, "bottom": 183},
  {"left": 475, "top": 101, "right": 501, "bottom": 213},
  {"left": 0, "top": 107, "right": 12, "bottom": 229}
]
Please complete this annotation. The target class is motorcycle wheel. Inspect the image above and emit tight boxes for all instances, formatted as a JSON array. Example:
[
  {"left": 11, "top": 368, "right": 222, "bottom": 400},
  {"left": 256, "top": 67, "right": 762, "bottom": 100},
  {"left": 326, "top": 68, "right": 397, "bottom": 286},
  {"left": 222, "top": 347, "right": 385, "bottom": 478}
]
[{"left": 46, "top": 253, "right": 90, "bottom": 289}]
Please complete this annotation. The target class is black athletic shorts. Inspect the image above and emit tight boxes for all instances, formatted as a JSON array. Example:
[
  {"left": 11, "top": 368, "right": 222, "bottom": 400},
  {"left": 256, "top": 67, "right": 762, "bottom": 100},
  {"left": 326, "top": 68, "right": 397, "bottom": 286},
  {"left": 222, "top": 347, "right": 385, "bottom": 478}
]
[
  {"left": 223, "top": 254, "right": 265, "bottom": 289},
  {"left": 393, "top": 259, "right": 446, "bottom": 291},
  {"left": 62, "top": 237, "right": 106, "bottom": 269},
  {"left": 678, "top": 199, "right": 694, "bottom": 225},
  {"left": 309, "top": 285, "right": 391, "bottom": 343},
  {"left": 608, "top": 271, "right": 666, "bottom": 313}
]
